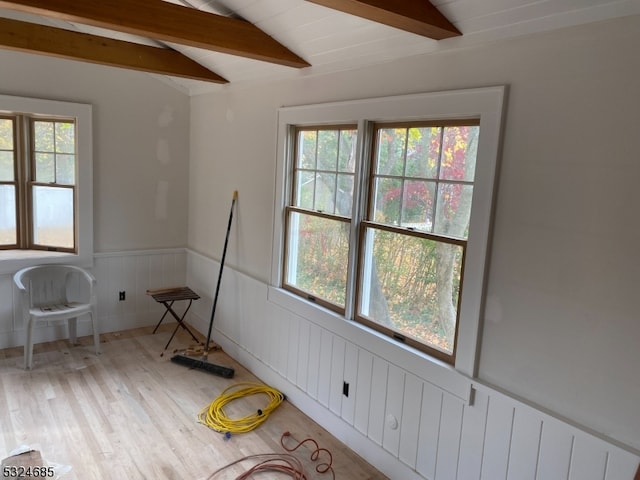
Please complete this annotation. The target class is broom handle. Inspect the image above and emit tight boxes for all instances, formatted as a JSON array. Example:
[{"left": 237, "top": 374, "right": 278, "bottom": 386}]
[{"left": 204, "top": 190, "right": 237, "bottom": 356}]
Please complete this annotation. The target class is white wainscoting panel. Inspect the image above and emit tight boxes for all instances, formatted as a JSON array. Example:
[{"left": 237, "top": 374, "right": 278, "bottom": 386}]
[
  {"left": 94, "top": 249, "right": 187, "bottom": 333},
  {"left": 185, "top": 250, "right": 640, "bottom": 480},
  {"left": 354, "top": 347, "right": 374, "bottom": 436},
  {"left": 507, "top": 407, "right": 543, "bottom": 480},
  {"left": 0, "top": 249, "right": 187, "bottom": 350},
  {"left": 399, "top": 372, "right": 424, "bottom": 468}
]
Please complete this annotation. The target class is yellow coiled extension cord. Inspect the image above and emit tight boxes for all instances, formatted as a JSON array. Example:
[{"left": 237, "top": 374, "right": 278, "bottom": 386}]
[{"left": 198, "top": 382, "right": 285, "bottom": 435}]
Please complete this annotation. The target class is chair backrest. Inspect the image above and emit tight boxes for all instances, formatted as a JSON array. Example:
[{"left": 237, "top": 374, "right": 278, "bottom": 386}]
[{"left": 14, "top": 265, "right": 95, "bottom": 308}]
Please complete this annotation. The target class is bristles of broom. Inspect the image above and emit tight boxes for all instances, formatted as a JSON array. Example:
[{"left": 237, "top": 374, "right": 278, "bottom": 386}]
[
  {"left": 170, "top": 353, "right": 234, "bottom": 378},
  {"left": 167, "top": 341, "right": 234, "bottom": 378}
]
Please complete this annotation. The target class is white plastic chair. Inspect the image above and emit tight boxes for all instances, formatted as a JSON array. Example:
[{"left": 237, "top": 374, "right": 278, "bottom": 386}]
[{"left": 13, "top": 264, "right": 100, "bottom": 369}]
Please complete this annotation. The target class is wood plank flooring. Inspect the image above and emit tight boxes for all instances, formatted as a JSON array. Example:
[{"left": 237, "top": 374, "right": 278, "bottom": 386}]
[{"left": 0, "top": 325, "right": 387, "bottom": 479}]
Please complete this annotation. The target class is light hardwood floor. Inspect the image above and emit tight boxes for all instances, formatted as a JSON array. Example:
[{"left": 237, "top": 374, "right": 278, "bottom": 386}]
[{"left": 0, "top": 325, "right": 387, "bottom": 479}]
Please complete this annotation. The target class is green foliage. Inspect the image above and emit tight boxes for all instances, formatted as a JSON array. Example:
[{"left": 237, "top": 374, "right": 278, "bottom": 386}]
[
  {"left": 368, "top": 229, "right": 463, "bottom": 353},
  {"left": 288, "top": 213, "right": 349, "bottom": 307}
]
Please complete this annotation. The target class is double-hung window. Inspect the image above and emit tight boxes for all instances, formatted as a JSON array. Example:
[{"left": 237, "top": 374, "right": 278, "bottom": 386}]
[
  {"left": 274, "top": 88, "right": 505, "bottom": 372},
  {"left": 284, "top": 126, "right": 357, "bottom": 312},
  {"left": 1, "top": 116, "right": 77, "bottom": 251},
  {"left": 0, "top": 94, "right": 93, "bottom": 273},
  {"left": 357, "top": 121, "right": 478, "bottom": 362}
]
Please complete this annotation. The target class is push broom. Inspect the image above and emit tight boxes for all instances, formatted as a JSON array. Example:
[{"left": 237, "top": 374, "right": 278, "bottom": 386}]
[{"left": 171, "top": 191, "right": 237, "bottom": 378}]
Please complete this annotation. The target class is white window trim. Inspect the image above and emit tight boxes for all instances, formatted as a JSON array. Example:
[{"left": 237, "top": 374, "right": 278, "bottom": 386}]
[
  {"left": 270, "top": 86, "right": 506, "bottom": 378},
  {"left": 0, "top": 94, "right": 93, "bottom": 274}
]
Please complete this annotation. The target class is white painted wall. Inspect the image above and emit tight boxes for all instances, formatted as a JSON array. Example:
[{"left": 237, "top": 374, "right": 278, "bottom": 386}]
[
  {"left": 0, "top": 50, "right": 191, "bottom": 253},
  {"left": 0, "top": 50, "right": 191, "bottom": 341},
  {"left": 0, "top": 12, "right": 639, "bottom": 479},
  {"left": 188, "top": 14, "right": 640, "bottom": 459}
]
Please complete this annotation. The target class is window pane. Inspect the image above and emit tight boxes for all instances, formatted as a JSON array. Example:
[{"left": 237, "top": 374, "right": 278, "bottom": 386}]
[
  {"left": 315, "top": 172, "right": 337, "bottom": 213},
  {"left": 0, "top": 151, "right": 14, "bottom": 182},
  {"left": 402, "top": 180, "right": 435, "bottom": 230},
  {"left": 56, "top": 154, "right": 76, "bottom": 185},
  {"left": 376, "top": 128, "right": 406, "bottom": 176},
  {"left": 338, "top": 130, "right": 357, "bottom": 173},
  {"left": 286, "top": 211, "right": 349, "bottom": 308},
  {"left": 317, "top": 130, "right": 338, "bottom": 171},
  {"left": 434, "top": 183, "right": 474, "bottom": 239},
  {"left": 359, "top": 227, "right": 463, "bottom": 355},
  {"left": 0, "top": 185, "right": 17, "bottom": 245},
  {"left": 295, "top": 170, "right": 315, "bottom": 209},
  {"left": 56, "top": 122, "right": 75, "bottom": 153},
  {"left": 0, "top": 118, "right": 14, "bottom": 149},
  {"left": 373, "top": 177, "right": 402, "bottom": 224},
  {"left": 294, "top": 127, "right": 356, "bottom": 215},
  {"left": 34, "top": 121, "right": 54, "bottom": 151},
  {"left": 336, "top": 174, "right": 354, "bottom": 216},
  {"left": 297, "top": 130, "right": 317, "bottom": 169},
  {"left": 32, "top": 186, "right": 74, "bottom": 249},
  {"left": 35, "top": 152, "right": 55, "bottom": 183},
  {"left": 406, "top": 127, "right": 440, "bottom": 179},
  {"left": 439, "top": 126, "right": 479, "bottom": 182}
]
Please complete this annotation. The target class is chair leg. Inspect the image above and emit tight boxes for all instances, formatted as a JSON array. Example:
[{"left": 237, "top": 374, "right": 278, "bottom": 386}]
[
  {"left": 91, "top": 311, "right": 100, "bottom": 355},
  {"left": 24, "top": 317, "right": 34, "bottom": 370},
  {"left": 68, "top": 317, "right": 78, "bottom": 345}
]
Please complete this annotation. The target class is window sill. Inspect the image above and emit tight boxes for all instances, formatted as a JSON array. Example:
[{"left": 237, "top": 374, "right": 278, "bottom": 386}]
[
  {"left": 0, "top": 250, "right": 87, "bottom": 275},
  {"left": 267, "top": 285, "right": 472, "bottom": 403}
]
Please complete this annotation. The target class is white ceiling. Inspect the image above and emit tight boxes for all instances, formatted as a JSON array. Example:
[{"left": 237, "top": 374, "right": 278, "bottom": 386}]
[{"left": 2, "top": 0, "right": 639, "bottom": 95}]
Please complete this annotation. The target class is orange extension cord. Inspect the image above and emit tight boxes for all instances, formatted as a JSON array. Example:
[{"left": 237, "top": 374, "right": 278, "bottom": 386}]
[{"left": 206, "top": 432, "right": 335, "bottom": 479}]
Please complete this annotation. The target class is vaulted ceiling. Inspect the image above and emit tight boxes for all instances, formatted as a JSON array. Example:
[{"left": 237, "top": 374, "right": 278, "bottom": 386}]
[{"left": 0, "top": 0, "right": 637, "bottom": 95}]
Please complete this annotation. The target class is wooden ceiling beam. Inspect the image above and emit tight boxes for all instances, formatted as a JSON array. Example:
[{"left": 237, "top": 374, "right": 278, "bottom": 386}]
[
  {"left": 0, "top": 17, "right": 228, "bottom": 83},
  {"left": 306, "top": 0, "right": 461, "bottom": 40},
  {"left": 0, "top": 0, "right": 310, "bottom": 68}
]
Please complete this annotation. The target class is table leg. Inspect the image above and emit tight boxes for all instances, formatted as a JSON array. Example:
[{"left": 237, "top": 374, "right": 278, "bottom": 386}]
[
  {"left": 153, "top": 300, "right": 174, "bottom": 334},
  {"left": 162, "top": 299, "right": 200, "bottom": 350}
]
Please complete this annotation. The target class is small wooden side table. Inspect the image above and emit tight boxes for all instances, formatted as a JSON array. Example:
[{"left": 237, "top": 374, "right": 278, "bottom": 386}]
[{"left": 147, "top": 286, "right": 201, "bottom": 350}]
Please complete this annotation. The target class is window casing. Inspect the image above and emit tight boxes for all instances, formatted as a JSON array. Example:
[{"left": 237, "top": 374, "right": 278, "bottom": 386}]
[
  {"left": 0, "top": 95, "right": 93, "bottom": 274},
  {"left": 274, "top": 88, "right": 505, "bottom": 374}
]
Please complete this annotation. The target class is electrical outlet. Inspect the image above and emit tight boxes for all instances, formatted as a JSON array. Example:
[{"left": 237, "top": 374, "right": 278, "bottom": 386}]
[{"left": 119, "top": 291, "right": 126, "bottom": 301}]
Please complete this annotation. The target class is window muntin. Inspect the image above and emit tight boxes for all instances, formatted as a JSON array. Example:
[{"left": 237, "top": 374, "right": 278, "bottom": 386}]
[
  {"left": 283, "top": 126, "right": 357, "bottom": 312},
  {"left": 371, "top": 124, "right": 478, "bottom": 235},
  {"left": 33, "top": 120, "right": 76, "bottom": 184},
  {"left": 292, "top": 127, "right": 357, "bottom": 214}
]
